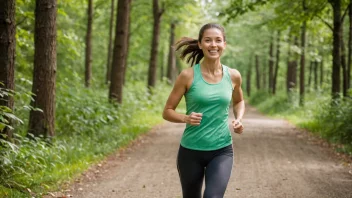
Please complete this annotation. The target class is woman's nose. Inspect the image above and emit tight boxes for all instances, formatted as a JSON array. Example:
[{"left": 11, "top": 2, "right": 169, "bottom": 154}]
[{"left": 210, "top": 41, "right": 216, "bottom": 46}]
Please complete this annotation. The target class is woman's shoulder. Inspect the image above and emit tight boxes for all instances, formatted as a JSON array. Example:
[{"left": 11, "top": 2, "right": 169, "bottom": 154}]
[
  {"left": 178, "top": 67, "right": 194, "bottom": 80},
  {"left": 225, "top": 66, "right": 242, "bottom": 83}
]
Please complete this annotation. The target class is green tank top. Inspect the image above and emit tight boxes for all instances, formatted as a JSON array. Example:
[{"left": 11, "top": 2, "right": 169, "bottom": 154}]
[{"left": 181, "top": 63, "right": 233, "bottom": 151}]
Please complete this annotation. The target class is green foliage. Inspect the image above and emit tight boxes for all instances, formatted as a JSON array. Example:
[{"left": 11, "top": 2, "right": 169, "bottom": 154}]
[
  {"left": 312, "top": 96, "right": 352, "bottom": 145},
  {"left": 0, "top": 87, "right": 23, "bottom": 132},
  {"left": 0, "top": 80, "right": 170, "bottom": 197}
]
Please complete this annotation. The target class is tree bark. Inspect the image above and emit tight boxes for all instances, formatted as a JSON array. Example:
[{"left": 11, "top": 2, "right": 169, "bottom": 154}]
[
  {"left": 167, "top": 22, "right": 176, "bottom": 83},
  {"left": 314, "top": 61, "right": 318, "bottom": 90},
  {"left": 273, "top": 31, "right": 281, "bottom": 95},
  {"left": 308, "top": 61, "right": 313, "bottom": 89},
  {"left": 268, "top": 35, "right": 274, "bottom": 93},
  {"left": 148, "top": 0, "right": 164, "bottom": 88},
  {"left": 0, "top": 0, "right": 16, "bottom": 139},
  {"left": 320, "top": 59, "right": 324, "bottom": 87},
  {"left": 247, "top": 57, "right": 252, "bottom": 97},
  {"left": 123, "top": 3, "right": 132, "bottom": 86},
  {"left": 85, "top": 0, "right": 93, "bottom": 87},
  {"left": 106, "top": 0, "right": 115, "bottom": 84},
  {"left": 287, "top": 35, "right": 298, "bottom": 93},
  {"left": 109, "top": 0, "right": 131, "bottom": 103},
  {"left": 28, "top": 0, "right": 57, "bottom": 138},
  {"left": 341, "top": 24, "right": 348, "bottom": 97},
  {"left": 255, "top": 55, "right": 261, "bottom": 90},
  {"left": 348, "top": 1, "right": 352, "bottom": 92},
  {"left": 300, "top": 0, "right": 307, "bottom": 106},
  {"left": 329, "top": 0, "right": 342, "bottom": 99}
]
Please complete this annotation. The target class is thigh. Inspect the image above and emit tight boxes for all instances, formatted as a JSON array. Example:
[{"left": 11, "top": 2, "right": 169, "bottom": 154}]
[
  {"left": 204, "top": 152, "right": 233, "bottom": 198},
  {"left": 177, "top": 146, "right": 205, "bottom": 198}
]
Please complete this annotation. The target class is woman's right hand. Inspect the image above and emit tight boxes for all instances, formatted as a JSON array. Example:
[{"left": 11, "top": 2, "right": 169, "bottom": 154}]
[{"left": 185, "top": 112, "right": 203, "bottom": 126}]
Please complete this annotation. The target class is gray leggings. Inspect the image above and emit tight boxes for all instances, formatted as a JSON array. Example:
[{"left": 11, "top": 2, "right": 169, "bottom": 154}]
[{"left": 177, "top": 145, "right": 234, "bottom": 198}]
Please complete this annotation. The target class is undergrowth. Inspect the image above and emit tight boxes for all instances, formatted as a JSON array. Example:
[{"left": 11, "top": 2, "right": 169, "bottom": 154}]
[
  {"left": 0, "top": 78, "right": 173, "bottom": 197},
  {"left": 248, "top": 89, "right": 352, "bottom": 156}
]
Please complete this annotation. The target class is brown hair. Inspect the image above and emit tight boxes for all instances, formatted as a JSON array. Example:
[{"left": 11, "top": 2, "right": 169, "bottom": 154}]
[{"left": 175, "top": 23, "right": 226, "bottom": 66}]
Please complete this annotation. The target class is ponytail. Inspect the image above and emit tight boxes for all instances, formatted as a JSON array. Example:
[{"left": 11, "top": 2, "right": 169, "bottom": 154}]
[{"left": 174, "top": 37, "right": 204, "bottom": 66}]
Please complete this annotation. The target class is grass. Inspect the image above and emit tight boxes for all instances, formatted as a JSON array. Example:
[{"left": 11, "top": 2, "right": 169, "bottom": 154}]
[
  {"left": 0, "top": 79, "right": 174, "bottom": 198},
  {"left": 248, "top": 89, "right": 352, "bottom": 156}
]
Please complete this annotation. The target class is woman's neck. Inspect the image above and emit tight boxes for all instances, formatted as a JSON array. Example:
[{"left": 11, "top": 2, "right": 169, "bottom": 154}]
[{"left": 200, "top": 59, "right": 222, "bottom": 74}]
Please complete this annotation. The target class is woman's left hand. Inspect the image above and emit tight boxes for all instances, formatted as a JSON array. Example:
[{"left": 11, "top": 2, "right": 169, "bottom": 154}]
[{"left": 232, "top": 119, "right": 243, "bottom": 134}]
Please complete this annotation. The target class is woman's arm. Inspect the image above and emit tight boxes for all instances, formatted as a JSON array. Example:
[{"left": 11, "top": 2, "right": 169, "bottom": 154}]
[
  {"left": 229, "top": 68, "right": 245, "bottom": 134},
  {"left": 162, "top": 68, "right": 202, "bottom": 125}
]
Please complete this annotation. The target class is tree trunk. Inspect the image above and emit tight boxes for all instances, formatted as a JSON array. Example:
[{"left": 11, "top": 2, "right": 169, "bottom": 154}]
[
  {"left": 287, "top": 35, "right": 298, "bottom": 93},
  {"left": 314, "top": 61, "right": 318, "bottom": 90},
  {"left": 286, "top": 31, "right": 292, "bottom": 93},
  {"left": 0, "top": 0, "right": 16, "bottom": 139},
  {"left": 308, "top": 60, "right": 313, "bottom": 89},
  {"left": 109, "top": 0, "right": 131, "bottom": 103},
  {"left": 341, "top": 22, "right": 348, "bottom": 97},
  {"left": 348, "top": 0, "right": 352, "bottom": 92},
  {"left": 148, "top": 0, "right": 164, "bottom": 88},
  {"left": 255, "top": 55, "right": 261, "bottom": 89},
  {"left": 300, "top": 0, "right": 307, "bottom": 106},
  {"left": 247, "top": 57, "right": 252, "bottom": 97},
  {"left": 167, "top": 22, "right": 176, "bottom": 83},
  {"left": 320, "top": 59, "right": 324, "bottom": 87},
  {"left": 106, "top": 0, "right": 115, "bottom": 84},
  {"left": 268, "top": 35, "right": 274, "bottom": 93},
  {"left": 84, "top": 0, "right": 93, "bottom": 87},
  {"left": 273, "top": 31, "right": 281, "bottom": 95},
  {"left": 28, "top": 0, "right": 57, "bottom": 138},
  {"left": 123, "top": 3, "right": 132, "bottom": 85},
  {"left": 329, "top": 0, "right": 342, "bottom": 98}
]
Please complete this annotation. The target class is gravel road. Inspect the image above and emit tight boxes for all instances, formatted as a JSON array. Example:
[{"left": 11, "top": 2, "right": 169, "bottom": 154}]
[{"left": 65, "top": 105, "right": 352, "bottom": 198}]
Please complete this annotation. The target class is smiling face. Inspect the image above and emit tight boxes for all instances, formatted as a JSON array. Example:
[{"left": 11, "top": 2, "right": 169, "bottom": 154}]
[{"left": 198, "top": 28, "right": 226, "bottom": 60}]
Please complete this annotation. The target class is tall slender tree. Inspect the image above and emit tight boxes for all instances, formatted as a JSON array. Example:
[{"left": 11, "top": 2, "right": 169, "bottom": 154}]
[
  {"left": 348, "top": 0, "right": 352, "bottom": 92},
  {"left": 300, "top": 0, "right": 307, "bottom": 106},
  {"left": 28, "top": 0, "right": 57, "bottom": 138},
  {"left": 329, "top": 0, "right": 342, "bottom": 99},
  {"left": 268, "top": 35, "right": 274, "bottom": 93},
  {"left": 166, "top": 22, "right": 176, "bottom": 83},
  {"left": 255, "top": 55, "right": 261, "bottom": 90},
  {"left": 85, "top": 0, "right": 93, "bottom": 87},
  {"left": 0, "top": 0, "right": 16, "bottom": 139},
  {"left": 109, "top": 0, "right": 131, "bottom": 103},
  {"left": 106, "top": 0, "right": 115, "bottom": 84},
  {"left": 148, "top": 0, "right": 164, "bottom": 88},
  {"left": 247, "top": 57, "right": 252, "bottom": 96},
  {"left": 273, "top": 31, "right": 281, "bottom": 95},
  {"left": 341, "top": 24, "right": 348, "bottom": 97}
]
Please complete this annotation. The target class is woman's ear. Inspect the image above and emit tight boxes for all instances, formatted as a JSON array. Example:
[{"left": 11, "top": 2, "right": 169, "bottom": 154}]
[{"left": 198, "top": 42, "right": 202, "bottom": 50}]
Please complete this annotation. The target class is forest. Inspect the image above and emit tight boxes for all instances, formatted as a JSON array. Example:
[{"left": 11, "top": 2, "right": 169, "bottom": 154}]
[{"left": 0, "top": 0, "right": 351, "bottom": 197}]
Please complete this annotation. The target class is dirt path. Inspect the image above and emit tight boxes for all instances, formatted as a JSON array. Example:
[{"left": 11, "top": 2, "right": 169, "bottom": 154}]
[{"left": 65, "top": 105, "right": 352, "bottom": 198}]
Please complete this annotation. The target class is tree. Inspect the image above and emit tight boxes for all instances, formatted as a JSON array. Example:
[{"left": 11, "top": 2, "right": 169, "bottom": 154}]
[
  {"left": 106, "top": 0, "right": 115, "bottom": 84},
  {"left": 300, "top": 0, "right": 307, "bottom": 106},
  {"left": 268, "top": 35, "right": 274, "bottom": 92},
  {"left": 85, "top": 0, "right": 93, "bottom": 87},
  {"left": 166, "top": 21, "right": 176, "bottom": 83},
  {"left": 273, "top": 31, "right": 281, "bottom": 94},
  {"left": 0, "top": 0, "right": 16, "bottom": 139},
  {"left": 255, "top": 55, "right": 261, "bottom": 90},
  {"left": 147, "top": 0, "right": 164, "bottom": 88},
  {"left": 109, "top": 0, "right": 131, "bottom": 103},
  {"left": 348, "top": 1, "right": 352, "bottom": 92},
  {"left": 329, "top": 0, "right": 342, "bottom": 99},
  {"left": 28, "top": 0, "right": 57, "bottom": 138}
]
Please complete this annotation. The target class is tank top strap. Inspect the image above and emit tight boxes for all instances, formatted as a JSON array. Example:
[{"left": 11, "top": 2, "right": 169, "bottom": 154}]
[{"left": 193, "top": 63, "right": 202, "bottom": 82}]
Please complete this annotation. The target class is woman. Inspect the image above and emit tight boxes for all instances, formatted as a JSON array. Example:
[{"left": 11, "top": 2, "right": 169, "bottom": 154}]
[{"left": 162, "top": 23, "right": 245, "bottom": 198}]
